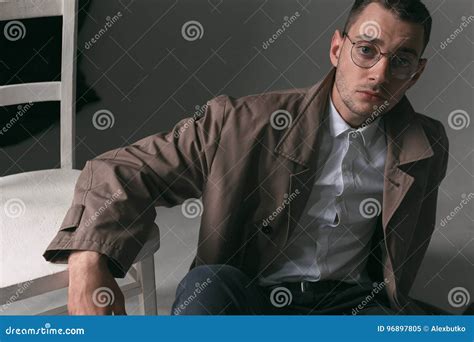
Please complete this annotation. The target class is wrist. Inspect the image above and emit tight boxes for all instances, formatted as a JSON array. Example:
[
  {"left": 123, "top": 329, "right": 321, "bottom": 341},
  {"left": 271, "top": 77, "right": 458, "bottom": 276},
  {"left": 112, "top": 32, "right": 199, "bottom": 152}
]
[{"left": 68, "top": 250, "right": 107, "bottom": 267}]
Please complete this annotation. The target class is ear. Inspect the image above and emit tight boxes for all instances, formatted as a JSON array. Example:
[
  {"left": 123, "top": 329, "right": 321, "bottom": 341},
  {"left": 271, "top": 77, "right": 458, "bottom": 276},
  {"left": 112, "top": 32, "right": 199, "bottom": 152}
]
[
  {"left": 406, "top": 58, "right": 427, "bottom": 89},
  {"left": 330, "top": 30, "right": 345, "bottom": 68}
]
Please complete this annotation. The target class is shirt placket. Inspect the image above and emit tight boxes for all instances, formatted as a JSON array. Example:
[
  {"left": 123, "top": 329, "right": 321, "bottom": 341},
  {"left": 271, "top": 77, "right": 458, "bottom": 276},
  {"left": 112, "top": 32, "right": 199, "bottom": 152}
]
[{"left": 320, "top": 131, "right": 364, "bottom": 276}]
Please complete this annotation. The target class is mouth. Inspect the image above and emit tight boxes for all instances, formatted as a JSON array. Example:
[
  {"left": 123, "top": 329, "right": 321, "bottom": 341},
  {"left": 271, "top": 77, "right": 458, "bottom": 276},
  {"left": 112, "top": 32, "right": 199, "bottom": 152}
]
[{"left": 357, "top": 91, "right": 386, "bottom": 101}]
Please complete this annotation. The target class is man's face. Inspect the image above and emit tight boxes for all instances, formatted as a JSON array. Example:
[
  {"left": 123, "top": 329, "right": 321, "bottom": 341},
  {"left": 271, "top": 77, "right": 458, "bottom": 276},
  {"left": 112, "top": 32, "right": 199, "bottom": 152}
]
[{"left": 329, "top": 2, "right": 427, "bottom": 126}]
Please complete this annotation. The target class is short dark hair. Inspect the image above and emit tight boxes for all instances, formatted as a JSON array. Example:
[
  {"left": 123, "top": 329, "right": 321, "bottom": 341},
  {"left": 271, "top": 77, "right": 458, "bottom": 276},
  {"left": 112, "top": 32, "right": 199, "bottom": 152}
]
[{"left": 342, "top": 0, "right": 432, "bottom": 54}]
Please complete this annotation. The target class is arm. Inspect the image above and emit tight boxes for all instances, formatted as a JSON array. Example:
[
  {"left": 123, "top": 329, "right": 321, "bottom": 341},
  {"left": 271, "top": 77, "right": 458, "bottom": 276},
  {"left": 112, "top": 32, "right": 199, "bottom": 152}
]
[{"left": 43, "top": 95, "right": 228, "bottom": 314}]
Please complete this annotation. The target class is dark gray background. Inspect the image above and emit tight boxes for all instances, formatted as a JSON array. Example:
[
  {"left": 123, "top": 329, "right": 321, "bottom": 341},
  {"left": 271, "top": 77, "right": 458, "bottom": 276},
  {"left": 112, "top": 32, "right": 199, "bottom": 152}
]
[{"left": 1, "top": 0, "right": 472, "bottom": 313}]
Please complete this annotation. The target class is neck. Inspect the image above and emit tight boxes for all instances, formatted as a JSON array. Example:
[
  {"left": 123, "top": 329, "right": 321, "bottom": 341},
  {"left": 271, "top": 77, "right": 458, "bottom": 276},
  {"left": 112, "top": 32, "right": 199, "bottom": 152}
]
[{"left": 330, "top": 85, "right": 365, "bottom": 129}]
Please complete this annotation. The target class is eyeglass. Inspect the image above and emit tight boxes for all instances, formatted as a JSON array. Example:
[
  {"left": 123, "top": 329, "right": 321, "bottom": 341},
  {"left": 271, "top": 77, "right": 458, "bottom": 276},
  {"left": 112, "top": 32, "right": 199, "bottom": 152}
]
[{"left": 342, "top": 31, "right": 423, "bottom": 80}]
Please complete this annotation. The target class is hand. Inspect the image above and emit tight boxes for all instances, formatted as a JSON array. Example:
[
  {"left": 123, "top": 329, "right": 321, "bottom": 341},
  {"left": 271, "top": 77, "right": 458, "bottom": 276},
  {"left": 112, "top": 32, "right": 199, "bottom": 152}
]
[{"left": 67, "top": 251, "right": 126, "bottom": 315}]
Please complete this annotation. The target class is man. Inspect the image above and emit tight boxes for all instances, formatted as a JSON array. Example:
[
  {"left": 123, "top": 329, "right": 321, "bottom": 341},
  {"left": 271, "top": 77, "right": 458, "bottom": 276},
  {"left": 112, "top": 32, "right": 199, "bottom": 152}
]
[{"left": 43, "top": 0, "right": 449, "bottom": 315}]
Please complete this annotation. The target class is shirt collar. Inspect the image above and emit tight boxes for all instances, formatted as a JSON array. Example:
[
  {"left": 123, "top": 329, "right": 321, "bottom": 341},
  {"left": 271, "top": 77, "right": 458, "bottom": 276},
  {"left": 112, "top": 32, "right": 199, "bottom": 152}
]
[{"left": 328, "top": 95, "right": 383, "bottom": 146}]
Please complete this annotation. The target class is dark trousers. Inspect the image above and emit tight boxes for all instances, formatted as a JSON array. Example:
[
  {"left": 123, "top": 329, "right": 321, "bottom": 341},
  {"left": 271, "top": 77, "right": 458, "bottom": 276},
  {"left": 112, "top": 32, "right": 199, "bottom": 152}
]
[{"left": 171, "top": 264, "right": 398, "bottom": 315}]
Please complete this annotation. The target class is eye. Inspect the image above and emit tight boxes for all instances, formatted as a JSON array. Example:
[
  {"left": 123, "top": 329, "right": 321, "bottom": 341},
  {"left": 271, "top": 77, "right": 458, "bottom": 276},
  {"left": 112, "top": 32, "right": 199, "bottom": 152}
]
[
  {"left": 356, "top": 44, "right": 377, "bottom": 58},
  {"left": 392, "top": 55, "right": 412, "bottom": 68}
]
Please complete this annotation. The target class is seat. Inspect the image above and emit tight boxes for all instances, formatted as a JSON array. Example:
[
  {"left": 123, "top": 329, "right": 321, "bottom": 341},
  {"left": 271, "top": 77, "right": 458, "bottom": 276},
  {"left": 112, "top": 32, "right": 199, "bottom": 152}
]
[{"left": 0, "top": 0, "right": 159, "bottom": 315}]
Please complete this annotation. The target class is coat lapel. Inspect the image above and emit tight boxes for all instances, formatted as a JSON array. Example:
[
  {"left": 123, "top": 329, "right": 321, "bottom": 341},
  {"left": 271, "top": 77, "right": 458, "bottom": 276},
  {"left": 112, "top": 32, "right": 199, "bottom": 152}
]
[
  {"left": 382, "top": 96, "right": 434, "bottom": 231},
  {"left": 273, "top": 67, "right": 435, "bottom": 264},
  {"left": 382, "top": 96, "right": 434, "bottom": 281}
]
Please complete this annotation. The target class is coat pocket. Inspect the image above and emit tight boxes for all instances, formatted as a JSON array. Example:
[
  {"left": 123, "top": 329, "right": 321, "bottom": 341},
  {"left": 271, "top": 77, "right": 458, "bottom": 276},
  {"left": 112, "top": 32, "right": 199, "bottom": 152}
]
[{"left": 58, "top": 204, "right": 85, "bottom": 231}]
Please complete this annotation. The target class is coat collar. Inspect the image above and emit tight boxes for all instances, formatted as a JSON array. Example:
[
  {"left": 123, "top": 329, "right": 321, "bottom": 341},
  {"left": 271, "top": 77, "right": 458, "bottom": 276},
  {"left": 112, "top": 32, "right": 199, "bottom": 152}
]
[
  {"left": 327, "top": 93, "right": 383, "bottom": 147},
  {"left": 274, "top": 66, "right": 434, "bottom": 231},
  {"left": 274, "top": 66, "right": 434, "bottom": 170}
]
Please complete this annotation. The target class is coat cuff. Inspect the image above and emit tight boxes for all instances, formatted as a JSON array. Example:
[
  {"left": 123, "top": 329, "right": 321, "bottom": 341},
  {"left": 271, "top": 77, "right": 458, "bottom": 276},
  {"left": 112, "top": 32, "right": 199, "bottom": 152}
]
[{"left": 42, "top": 234, "right": 140, "bottom": 278}]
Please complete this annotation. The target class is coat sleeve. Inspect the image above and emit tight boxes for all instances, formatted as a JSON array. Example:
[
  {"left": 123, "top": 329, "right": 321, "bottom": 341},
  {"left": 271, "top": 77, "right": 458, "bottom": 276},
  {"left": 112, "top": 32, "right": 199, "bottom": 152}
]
[{"left": 43, "top": 95, "right": 228, "bottom": 277}]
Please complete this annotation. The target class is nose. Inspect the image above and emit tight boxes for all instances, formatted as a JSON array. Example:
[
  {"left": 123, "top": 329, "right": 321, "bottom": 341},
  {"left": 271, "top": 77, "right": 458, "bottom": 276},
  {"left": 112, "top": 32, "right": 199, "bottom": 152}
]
[{"left": 368, "top": 54, "right": 391, "bottom": 85}]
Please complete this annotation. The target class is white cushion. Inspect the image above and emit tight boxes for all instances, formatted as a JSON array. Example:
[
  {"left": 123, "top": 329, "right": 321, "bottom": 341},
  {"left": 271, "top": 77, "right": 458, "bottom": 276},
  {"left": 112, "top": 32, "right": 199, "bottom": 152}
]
[{"left": 0, "top": 169, "right": 81, "bottom": 288}]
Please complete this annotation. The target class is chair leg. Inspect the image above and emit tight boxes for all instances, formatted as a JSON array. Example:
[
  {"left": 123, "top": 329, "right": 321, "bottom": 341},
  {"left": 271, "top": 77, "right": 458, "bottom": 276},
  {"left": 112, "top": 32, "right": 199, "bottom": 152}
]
[
  {"left": 136, "top": 255, "right": 158, "bottom": 315},
  {"left": 40, "top": 304, "right": 69, "bottom": 316}
]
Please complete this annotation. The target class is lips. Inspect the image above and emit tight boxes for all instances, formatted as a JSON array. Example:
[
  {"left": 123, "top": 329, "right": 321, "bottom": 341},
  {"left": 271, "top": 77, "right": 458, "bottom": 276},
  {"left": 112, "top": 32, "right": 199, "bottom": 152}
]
[{"left": 357, "top": 91, "right": 386, "bottom": 100}]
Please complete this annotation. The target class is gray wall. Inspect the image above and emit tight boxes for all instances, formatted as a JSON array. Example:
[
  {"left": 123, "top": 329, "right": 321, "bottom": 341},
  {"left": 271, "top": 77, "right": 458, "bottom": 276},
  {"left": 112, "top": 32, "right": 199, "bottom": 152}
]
[{"left": 1, "top": 0, "right": 472, "bottom": 313}]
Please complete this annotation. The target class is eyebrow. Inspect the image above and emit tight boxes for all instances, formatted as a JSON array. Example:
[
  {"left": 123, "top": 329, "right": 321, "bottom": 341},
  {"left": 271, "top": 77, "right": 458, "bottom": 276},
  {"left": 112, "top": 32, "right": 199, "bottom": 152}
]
[{"left": 354, "top": 35, "right": 419, "bottom": 57}]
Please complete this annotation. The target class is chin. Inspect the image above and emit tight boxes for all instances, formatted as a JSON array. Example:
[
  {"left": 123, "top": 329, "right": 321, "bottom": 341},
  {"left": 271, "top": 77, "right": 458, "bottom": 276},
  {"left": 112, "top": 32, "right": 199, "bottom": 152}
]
[{"left": 354, "top": 103, "right": 376, "bottom": 115}]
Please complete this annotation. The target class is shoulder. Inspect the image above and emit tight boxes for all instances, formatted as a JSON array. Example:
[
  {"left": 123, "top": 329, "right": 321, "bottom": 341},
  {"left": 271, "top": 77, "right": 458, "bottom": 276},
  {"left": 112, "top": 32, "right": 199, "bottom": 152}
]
[
  {"left": 214, "top": 86, "right": 309, "bottom": 128},
  {"left": 413, "top": 112, "right": 449, "bottom": 150},
  {"left": 414, "top": 112, "right": 449, "bottom": 183}
]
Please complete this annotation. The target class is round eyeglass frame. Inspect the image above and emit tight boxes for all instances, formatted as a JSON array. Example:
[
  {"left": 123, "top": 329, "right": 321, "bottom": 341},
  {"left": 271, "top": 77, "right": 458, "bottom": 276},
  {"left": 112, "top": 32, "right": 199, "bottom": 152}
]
[{"left": 342, "top": 31, "right": 424, "bottom": 80}]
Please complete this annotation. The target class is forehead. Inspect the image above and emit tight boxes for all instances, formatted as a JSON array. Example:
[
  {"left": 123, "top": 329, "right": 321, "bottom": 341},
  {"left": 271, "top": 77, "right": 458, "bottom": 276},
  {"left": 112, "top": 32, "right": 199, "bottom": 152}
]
[{"left": 348, "top": 2, "right": 425, "bottom": 54}]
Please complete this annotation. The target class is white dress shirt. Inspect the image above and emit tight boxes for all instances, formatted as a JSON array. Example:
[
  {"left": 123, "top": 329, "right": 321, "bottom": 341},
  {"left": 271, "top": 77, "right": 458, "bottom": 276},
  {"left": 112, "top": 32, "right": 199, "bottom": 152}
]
[{"left": 259, "top": 95, "right": 387, "bottom": 286}]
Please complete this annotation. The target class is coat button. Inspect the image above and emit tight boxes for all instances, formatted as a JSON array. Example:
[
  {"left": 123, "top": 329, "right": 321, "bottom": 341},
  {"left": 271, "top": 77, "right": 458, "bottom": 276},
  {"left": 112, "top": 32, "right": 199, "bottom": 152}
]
[{"left": 261, "top": 224, "right": 273, "bottom": 235}]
